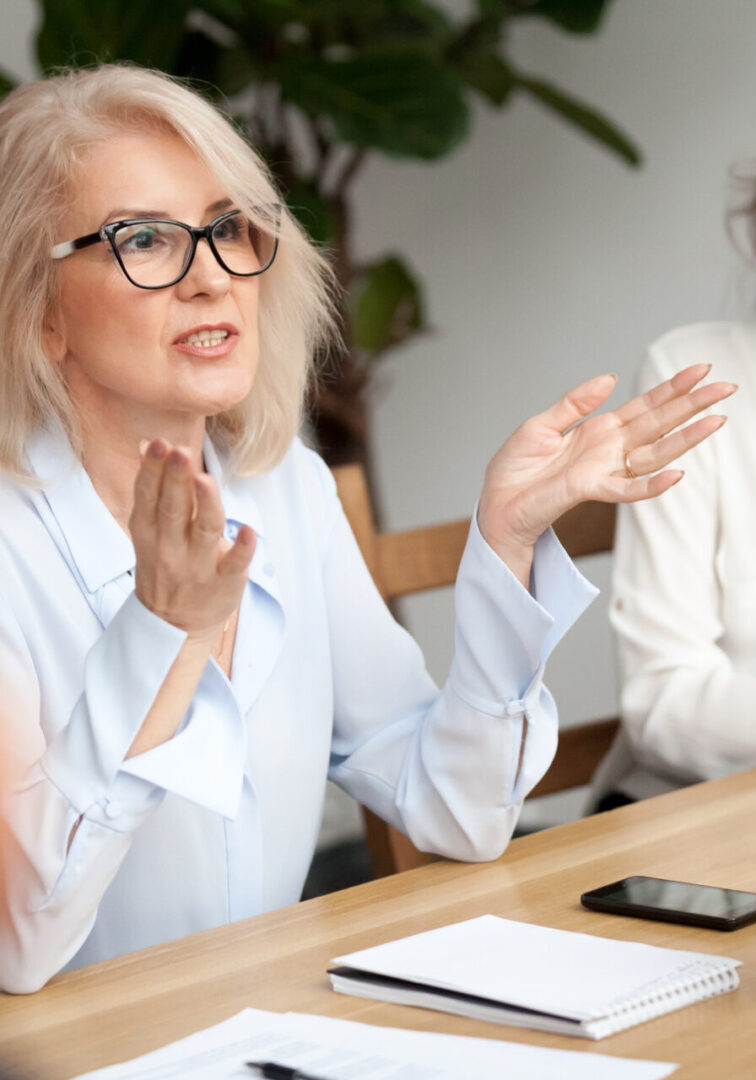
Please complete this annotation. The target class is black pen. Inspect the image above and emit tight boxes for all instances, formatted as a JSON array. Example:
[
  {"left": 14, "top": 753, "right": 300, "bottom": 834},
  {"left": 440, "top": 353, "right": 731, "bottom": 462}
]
[{"left": 246, "top": 1062, "right": 332, "bottom": 1080}]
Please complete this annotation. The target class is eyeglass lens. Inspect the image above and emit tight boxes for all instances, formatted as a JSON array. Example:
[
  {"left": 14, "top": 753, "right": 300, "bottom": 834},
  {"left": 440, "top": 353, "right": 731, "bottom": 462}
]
[{"left": 112, "top": 214, "right": 276, "bottom": 287}]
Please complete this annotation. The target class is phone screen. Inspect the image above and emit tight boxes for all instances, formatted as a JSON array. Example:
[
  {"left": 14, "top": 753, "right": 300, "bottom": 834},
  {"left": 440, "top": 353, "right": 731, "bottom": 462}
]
[
  {"left": 582, "top": 875, "right": 756, "bottom": 928},
  {"left": 606, "top": 877, "right": 756, "bottom": 917}
]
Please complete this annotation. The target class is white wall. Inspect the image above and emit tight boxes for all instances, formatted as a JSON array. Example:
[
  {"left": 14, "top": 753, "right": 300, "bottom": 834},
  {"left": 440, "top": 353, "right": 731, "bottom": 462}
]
[
  {"left": 355, "top": 0, "right": 756, "bottom": 741},
  {"left": 3, "top": 0, "right": 756, "bottom": 829}
]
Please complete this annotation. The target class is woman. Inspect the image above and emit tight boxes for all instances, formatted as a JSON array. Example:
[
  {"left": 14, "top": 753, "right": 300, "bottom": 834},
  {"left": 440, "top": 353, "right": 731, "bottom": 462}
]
[
  {"left": 0, "top": 65, "right": 733, "bottom": 993},
  {"left": 593, "top": 320, "right": 756, "bottom": 807}
]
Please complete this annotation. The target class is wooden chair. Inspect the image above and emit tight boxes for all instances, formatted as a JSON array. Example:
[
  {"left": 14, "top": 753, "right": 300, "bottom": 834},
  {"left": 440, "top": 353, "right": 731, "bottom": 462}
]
[{"left": 332, "top": 463, "right": 619, "bottom": 878}]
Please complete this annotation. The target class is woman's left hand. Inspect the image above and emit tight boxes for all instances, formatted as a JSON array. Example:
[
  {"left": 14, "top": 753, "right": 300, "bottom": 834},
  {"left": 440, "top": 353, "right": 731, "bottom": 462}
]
[{"left": 477, "top": 363, "right": 736, "bottom": 582}]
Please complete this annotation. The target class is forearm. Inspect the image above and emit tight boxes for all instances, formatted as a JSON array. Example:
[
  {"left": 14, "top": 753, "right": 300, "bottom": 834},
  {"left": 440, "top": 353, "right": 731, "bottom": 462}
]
[
  {"left": 328, "top": 507, "right": 597, "bottom": 861},
  {"left": 1, "top": 771, "right": 159, "bottom": 993},
  {"left": 623, "top": 663, "right": 756, "bottom": 783},
  {"left": 126, "top": 630, "right": 216, "bottom": 758}
]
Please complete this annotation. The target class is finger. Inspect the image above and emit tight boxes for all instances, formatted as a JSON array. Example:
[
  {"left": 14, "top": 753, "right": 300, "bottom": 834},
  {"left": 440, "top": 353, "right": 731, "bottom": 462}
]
[
  {"left": 624, "top": 414, "right": 726, "bottom": 476},
  {"left": 600, "top": 469, "right": 685, "bottom": 504},
  {"left": 131, "top": 438, "right": 169, "bottom": 529},
  {"left": 612, "top": 363, "right": 712, "bottom": 426},
  {"left": 623, "top": 380, "right": 736, "bottom": 449},
  {"left": 189, "top": 474, "right": 225, "bottom": 550},
  {"left": 540, "top": 373, "right": 618, "bottom": 435},
  {"left": 156, "top": 447, "right": 194, "bottom": 543},
  {"left": 217, "top": 525, "right": 256, "bottom": 578}
]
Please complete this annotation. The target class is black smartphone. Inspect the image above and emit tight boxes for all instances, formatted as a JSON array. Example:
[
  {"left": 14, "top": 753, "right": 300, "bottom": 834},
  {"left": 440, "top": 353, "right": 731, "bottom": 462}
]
[{"left": 581, "top": 875, "right": 756, "bottom": 931}]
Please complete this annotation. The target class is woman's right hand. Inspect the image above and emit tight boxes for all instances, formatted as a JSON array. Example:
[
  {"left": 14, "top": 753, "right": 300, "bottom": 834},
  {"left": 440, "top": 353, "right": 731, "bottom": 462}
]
[{"left": 129, "top": 438, "right": 255, "bottom": 643}]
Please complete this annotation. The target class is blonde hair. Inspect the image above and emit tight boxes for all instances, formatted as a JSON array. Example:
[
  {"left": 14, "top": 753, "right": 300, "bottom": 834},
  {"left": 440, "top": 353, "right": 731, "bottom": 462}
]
[{"left": 0, "top": 64, "right": 337, "bottom": 482}]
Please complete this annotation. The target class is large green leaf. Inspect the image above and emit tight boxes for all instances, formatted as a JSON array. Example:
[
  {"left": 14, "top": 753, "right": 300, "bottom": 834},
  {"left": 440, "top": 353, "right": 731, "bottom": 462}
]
[
  {"left": 211, "top": 0, "right": 450, "bottom": 40},
  {"left": 172, "top": 29, "right": 230, "bottom": 91},
  {"left": 516, "top": 74, "right": 641, "bottom": 166},
  {"left": 0, "top": 69, "right": 17, "bottom": 100},
  {"left": 279, "top": 49, "right": 468, "bottom": 159},
  {"left": 37, "top": 0, "right": 194, "bottom": 71},
  {"left": 447, "top": 14, "right": 512, "bottom": 105},
  {"left": 286, "top": 181, "right": 337, "bottom": 246},
  {"left": 517, "top": 0, "right": 612, "bottom": 34},
  {"left": 455, "top": 50, "right": 513, "bottom": 105},
  {"left": 478, "top": 0, "right": 612, "bottom": 34},
  {"left": 353, "top": 255, "right": 425, "bottom": 352}
]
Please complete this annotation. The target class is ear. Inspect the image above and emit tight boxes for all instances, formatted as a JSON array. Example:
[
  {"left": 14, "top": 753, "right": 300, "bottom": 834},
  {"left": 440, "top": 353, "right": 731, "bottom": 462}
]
[{"left": 41, "top": 308, "right": 67, "bottom": 366}]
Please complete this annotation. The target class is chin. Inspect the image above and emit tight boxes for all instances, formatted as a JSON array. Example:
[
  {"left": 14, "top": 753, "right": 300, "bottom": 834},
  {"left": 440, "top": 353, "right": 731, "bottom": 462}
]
[{"left": 183, "top": 364, "right": 256, "bottom": 417}]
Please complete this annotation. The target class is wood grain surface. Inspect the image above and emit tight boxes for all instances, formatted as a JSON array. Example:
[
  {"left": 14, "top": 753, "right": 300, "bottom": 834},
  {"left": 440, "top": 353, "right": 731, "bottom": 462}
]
[{"left": 2, "top": 770, "right": 756, "bottom": 1079}]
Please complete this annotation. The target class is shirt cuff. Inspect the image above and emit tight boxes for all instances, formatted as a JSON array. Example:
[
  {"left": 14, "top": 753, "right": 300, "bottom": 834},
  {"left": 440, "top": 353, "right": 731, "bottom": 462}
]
[
  {"left": 120, "top": 659, "right": 246, "bottom": 819},
  {"left": 449, "top": 509, "right": 598, "bottom": 715},
  {"left": 40, "top": 594, "right": 187, "bottom": 814}
]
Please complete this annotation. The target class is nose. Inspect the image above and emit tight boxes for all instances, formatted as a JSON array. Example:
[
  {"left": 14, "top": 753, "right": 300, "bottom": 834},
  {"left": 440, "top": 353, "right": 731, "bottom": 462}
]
[{"left": 175, "top": 236, "right": 231, "bottom": 300}]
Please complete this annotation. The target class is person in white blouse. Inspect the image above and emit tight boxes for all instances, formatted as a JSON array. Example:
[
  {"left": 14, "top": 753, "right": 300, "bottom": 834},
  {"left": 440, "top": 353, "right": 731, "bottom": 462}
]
[
  {"left": 592, "top": 321, "right": 756, "bottom": 807},
  {"left": 0, "top": 66, "right": 735, "bottom": 994}
]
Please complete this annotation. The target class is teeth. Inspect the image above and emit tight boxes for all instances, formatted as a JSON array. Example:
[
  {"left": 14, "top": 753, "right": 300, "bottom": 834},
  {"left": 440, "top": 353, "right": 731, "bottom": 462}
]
[{"left": 184, "top": 329, "right": 230, "bottom": 347}]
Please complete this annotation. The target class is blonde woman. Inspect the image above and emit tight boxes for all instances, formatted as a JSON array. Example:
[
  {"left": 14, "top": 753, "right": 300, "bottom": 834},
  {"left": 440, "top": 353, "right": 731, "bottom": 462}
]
[{"left": 0, "top": 66, "right": 734, "bottom": 993}]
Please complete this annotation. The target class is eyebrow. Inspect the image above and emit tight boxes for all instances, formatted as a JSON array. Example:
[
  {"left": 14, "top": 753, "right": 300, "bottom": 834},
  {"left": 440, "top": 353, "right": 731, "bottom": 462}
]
[{"left": 101, "top": 197, "right": 235, "bottom": 225}]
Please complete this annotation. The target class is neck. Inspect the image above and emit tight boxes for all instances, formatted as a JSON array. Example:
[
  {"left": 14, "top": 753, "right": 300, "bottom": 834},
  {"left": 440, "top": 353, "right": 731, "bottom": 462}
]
[{"left": 76, "top": 404, "right": 207, "bottom": 534}]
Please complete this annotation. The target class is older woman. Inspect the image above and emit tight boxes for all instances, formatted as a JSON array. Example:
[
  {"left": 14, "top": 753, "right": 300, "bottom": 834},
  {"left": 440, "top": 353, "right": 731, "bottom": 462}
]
[{"left": 0, "top": 65, "right": 734, "bottom": 993}]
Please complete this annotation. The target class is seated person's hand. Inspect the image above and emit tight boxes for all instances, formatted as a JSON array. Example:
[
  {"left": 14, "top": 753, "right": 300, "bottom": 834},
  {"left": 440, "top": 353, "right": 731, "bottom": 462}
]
[
  {"left": 130, "top": 439, "right": 256, "bottom": 644},
  {"left": 477, "top": 363, "right": 736, "bottom": 574}
]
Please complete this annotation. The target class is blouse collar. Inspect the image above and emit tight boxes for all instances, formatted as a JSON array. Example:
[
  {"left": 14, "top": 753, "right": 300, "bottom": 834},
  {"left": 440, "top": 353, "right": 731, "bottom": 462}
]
[{"left": 25, "top": 422, "right": 265, "bottom": 594}]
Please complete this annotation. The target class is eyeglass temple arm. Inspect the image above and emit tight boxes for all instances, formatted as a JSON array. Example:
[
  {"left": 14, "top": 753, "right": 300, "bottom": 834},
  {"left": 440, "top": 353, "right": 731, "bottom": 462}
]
[{"left": 51, "top": 231, "right": 103, "bottom": 260}]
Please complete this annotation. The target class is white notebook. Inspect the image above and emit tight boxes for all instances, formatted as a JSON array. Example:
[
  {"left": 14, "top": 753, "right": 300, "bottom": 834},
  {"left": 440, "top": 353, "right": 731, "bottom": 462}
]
[{"left": 328, "top": 914, "right": 741, "bottom": 1039}]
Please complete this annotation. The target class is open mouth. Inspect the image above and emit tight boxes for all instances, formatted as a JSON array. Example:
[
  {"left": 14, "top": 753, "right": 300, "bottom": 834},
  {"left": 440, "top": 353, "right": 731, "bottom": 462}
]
[{"left": 180, "top": 328, "right": 230, "bottom": 348}]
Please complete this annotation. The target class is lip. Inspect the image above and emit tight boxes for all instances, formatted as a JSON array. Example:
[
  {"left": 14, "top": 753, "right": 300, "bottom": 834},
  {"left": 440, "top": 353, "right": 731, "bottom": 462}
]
[{"left": 172, "top": 322, "right": 240, "bottom": 359}]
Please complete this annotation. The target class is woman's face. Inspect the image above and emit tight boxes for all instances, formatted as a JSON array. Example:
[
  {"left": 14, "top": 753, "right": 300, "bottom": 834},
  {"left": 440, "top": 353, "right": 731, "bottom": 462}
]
[{"left": 46, "top": 129, "right": 262, "bottom": 433}]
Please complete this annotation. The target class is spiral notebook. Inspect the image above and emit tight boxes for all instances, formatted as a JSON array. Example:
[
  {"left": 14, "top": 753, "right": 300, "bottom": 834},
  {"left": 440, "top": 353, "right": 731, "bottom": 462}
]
[{"left": 328, "top": 914, "right": 741, "bottom": 1040}]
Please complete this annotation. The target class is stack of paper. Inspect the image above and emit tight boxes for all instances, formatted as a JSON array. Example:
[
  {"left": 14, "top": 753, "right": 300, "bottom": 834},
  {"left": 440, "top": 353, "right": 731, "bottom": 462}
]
[
  {"left": 74, "top": 1007, "right": 677, "bottom": 1079},
  {"left": 329, "top": 914, "right": 741, "bottom": 1039}
]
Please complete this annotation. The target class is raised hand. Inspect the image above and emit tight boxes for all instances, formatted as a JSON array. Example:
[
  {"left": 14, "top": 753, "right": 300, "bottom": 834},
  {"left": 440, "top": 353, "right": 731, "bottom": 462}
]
[
  {"left": 477, "top": 364, "right": 736, "bottom": 576},
  {"left": 129, "top": 438, "right": 255, "bottom": 642}
]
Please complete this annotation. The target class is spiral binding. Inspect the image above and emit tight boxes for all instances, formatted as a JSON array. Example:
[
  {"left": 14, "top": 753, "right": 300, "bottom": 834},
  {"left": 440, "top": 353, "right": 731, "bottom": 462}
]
[{"left": 588, "top": 959, "right": 740, "bottom": 1039}]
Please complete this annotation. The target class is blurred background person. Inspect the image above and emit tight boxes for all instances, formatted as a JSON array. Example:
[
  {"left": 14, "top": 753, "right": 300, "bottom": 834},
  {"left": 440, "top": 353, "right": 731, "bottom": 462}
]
[{"left": 594, "top": 311, "right": 755, "bottom": 808}]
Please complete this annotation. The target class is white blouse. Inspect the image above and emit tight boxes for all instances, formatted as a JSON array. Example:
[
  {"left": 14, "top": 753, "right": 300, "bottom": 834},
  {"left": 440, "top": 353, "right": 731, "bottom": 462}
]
[
  {"left": 594, "top": 321, "right": 756, "bottom": 802},
  {"left": 0, "top": 424, "right": 596, "bottom": 992}
]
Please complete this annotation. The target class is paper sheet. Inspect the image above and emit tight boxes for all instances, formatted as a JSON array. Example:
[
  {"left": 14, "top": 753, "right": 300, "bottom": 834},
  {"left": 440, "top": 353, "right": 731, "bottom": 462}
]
[{"left": 73, "top": 1006, "right": 677, "bottom": 1080}]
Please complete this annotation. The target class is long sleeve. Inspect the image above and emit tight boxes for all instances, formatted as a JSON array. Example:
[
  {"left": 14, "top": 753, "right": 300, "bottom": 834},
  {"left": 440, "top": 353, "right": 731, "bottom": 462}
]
[
  {"left": 0, "top": 580, "right": 243, "bottom": 993},
  {"left": 611, "top": 325, "right": 756, "bottom": 787},
  {"left": 1, "top": 426, "right": 600, "bottom": 991},
  {"left": 322, "top": 469, "right": 598, "bottom": 862}
]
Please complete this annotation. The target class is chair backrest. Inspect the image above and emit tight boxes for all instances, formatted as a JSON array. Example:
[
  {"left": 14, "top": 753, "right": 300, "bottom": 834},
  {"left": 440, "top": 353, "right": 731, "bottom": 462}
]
[{"left": 332, "top": 463, "right": 618, "bottom": 877}]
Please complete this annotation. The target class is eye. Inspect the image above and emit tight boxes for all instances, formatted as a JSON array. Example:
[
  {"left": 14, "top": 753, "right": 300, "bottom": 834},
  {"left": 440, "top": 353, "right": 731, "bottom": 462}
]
[
  {"left": 115, "top": 222, "right": 177, "bottom": 256},
  {"left": 212, "top": 215, "right": 244, "bottom": 243},
  {"left": 130, "top": 228, "right": 158, "bottom": 250}
]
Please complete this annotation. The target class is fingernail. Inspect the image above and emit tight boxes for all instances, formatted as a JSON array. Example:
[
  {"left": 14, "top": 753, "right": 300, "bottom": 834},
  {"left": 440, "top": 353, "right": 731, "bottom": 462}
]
[
  {"left": 147, "top": 440, "right": 166, "bottom": 459},
  {"left": 672, "top": 470, "right": 685, "bottom": 483},
  {"left": 139, "top": 439, "right": 149, "bottom": 457},
  {"left": 725, "top": 383, "right": 738, "bottom": 394},
  {"left": 714, "top": 415, "right": 728, "bottom": 427},
  {"left": 194, "top": 476, "right": 206, "bottom": 495},
  {"left": 168, "top": 449, "right": 186, "bottom": 468},
  {"left": 608, "top": 372, "right": 618, "bottom": 381}
]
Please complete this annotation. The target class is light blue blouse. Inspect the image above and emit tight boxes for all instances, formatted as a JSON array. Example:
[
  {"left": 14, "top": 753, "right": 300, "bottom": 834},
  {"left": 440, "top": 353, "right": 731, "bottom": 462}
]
[{"left": 0, "top": 424, "right": 596, "bottom": 992}]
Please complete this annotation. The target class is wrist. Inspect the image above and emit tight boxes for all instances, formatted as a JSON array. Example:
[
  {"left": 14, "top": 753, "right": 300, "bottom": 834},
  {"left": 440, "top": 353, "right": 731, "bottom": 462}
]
[{"left": 476, "top": 504, "right": 535, "bottom": 590}]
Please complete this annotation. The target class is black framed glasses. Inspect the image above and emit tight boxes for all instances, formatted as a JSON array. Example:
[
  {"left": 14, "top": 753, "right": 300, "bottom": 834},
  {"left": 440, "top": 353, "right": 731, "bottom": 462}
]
[{"left": 51, "top": 207, "right": 280, "bottom": 289}]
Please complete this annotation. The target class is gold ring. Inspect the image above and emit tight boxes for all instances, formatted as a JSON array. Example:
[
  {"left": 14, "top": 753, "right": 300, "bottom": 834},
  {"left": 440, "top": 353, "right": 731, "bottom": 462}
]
[{"left": 623, "top": 450, "right": 637, "bottom": 480}]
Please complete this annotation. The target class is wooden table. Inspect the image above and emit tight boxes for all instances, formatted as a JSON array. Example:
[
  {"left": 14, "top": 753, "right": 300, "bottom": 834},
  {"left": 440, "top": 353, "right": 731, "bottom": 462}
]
[{"left": 2, "top": 770, "right": 756, "bottom": 1079}]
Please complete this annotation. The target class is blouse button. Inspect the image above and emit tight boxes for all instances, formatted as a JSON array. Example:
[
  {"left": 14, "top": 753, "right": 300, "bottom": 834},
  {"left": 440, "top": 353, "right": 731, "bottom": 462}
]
[
  {"left": 504, "top": 699, "right": 525, "bottom": 717},
  {"left": 104, "top": 800, "right": 123, "bottom": 820}
]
